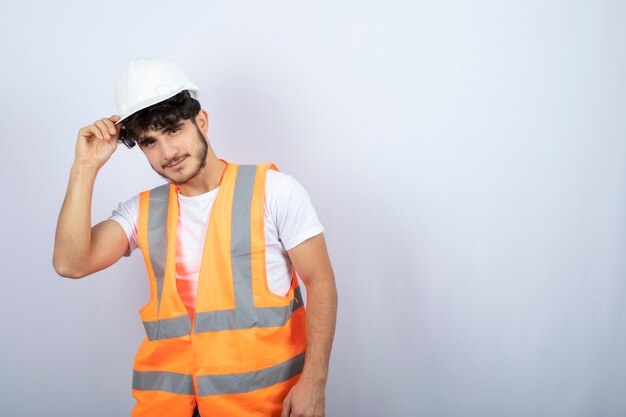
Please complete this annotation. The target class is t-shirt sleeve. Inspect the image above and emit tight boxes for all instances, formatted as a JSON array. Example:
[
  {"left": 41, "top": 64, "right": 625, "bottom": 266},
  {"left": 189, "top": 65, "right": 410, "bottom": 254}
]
[
  {"left": 269, "top": 172, "right": 325, "bottom": 251},
  {"left": 108, "top": 194, "right": 139, "bottom": 257}
]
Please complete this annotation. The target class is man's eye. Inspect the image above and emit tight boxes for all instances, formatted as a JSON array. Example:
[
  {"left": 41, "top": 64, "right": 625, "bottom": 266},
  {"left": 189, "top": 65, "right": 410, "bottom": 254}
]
[
  {"left": 141, "top": 139, "right": 154, "bottom": 147},
  {"left": 170, "top": 128, "right": 179, "bottom": 134}
]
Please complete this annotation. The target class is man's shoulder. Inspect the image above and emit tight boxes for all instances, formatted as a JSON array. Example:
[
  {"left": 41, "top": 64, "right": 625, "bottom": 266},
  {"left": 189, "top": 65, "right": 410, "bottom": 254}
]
[{"left": 265, "top": 167, "right": 299, "bottom": 191}]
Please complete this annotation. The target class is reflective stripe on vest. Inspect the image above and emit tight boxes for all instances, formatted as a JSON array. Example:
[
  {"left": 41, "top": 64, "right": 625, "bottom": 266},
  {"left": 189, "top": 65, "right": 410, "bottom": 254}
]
[
  {"left": 197, "top": 351, "right": 305, "bottom": 396},
  {"left": 133, "top": 351, "right": 305, "bottom": 396},
  {"left": 132, "top": 369, "right": 195, "bottom": 395}
]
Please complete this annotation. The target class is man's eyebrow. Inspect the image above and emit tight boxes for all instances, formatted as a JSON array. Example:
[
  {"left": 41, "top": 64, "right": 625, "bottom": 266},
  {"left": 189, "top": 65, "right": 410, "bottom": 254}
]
[
  {"left": 137, "top": 122, "right": 184, "bottom": 144},
  {"left": 161, "top": 122, "right": 184, "bottom": 132},
  {"left": 136, "top": 135, "right": 153, "bottom": 145}
]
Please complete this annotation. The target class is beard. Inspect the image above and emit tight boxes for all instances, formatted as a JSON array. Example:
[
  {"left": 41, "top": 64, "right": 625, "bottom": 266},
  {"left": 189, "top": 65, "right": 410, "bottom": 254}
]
[{"left": 151, "top": 124, "right": 209, "bottom": 185}]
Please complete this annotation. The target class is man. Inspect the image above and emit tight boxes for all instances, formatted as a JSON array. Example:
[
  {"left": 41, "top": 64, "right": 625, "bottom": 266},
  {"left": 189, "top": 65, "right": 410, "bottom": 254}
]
[{"left": 53, "top": 57, "right": 338, "bottom": 417}]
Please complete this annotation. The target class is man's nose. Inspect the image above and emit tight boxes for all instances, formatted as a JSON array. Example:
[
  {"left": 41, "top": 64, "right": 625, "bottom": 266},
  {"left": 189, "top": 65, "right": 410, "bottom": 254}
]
[{"left": 160, "top": 139, "right": 180, "bottom": 164}]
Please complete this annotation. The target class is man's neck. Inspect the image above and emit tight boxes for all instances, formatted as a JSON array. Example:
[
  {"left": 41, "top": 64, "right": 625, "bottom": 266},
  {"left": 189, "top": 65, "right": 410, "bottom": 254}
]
[{"left": 177, "top": 156, "right": 227, "bottom": 197}]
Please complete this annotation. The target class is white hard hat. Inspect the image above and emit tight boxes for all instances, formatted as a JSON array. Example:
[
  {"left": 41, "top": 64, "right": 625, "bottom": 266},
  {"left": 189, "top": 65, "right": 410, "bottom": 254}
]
[{"left": 114, "top": 57, "right": 200, "bottom": 124}]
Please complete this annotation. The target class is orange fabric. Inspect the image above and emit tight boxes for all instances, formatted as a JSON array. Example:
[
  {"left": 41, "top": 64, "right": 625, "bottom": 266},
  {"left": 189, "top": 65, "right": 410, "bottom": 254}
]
[
  {"left": 133, "top": 336, "right": 195, "bottom": 373},
  {"left": 251, "top": 163, "right": 296, "bottom": 307},
  {"left": 159, "top": 184, "right": 191, "bottom": 319},
  {"left": 193, "top": 313, "right": 306, "bottom": 373},
  {"left": 195, "top": 163, "right": 238, "bottom": 313},
  {"left": 131, "top": 390, "right": 195, "bottom": 417},
  {"left": 132, "top": 162, "right": 307, "bottom": 417},
  {"left": 175, "top": 158, "right": 230, "bottom": 318},
  {"left": 198, "top": 375, "right": 301, "bottom": 417},
  {"left": 137, "top": 191, "right": 158, "bottom": 320}
]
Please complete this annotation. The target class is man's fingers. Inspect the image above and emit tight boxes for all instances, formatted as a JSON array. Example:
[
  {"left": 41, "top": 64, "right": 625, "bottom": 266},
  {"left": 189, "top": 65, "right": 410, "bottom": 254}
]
[
  {"left": 94, "top": 119, "right": 112, "bottom": 140},
  {"left": 109, "top": 115, "right": 122, "bottom": 129},
  {"left": 281, "top": 393, "right": 292, "bottom": 417},
  {"left": 101, "top": 117, "right": 117, "bottom": 136},
  {"left": 86, "top": 125, "right": 103, "bottom": 140},
  {"left": 79, "top": 116, "right": 122, "bottom": 142}
]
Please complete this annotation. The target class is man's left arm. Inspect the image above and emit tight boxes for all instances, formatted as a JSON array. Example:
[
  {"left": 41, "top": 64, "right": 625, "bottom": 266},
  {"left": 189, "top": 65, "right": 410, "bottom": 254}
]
[{"left": 282, "top": 232, "right": 338, "bottom": 417}]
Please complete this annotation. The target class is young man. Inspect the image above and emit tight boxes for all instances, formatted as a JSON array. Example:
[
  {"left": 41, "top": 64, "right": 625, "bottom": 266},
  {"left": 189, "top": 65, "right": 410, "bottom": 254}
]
[{"left": 53, "top": 58, "right": 338, "bottom": 417}]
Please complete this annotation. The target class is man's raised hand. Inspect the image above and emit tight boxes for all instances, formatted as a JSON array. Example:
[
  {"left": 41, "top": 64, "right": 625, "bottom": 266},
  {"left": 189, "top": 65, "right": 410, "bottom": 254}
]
[{"left": 74, "top": 115, "right": 122, "bottom": 169}]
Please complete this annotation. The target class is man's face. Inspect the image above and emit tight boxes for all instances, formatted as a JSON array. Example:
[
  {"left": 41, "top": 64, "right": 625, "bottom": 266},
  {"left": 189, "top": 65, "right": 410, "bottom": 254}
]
[{"left": 136, "top": 117, "right": 209, "bottom": 185}]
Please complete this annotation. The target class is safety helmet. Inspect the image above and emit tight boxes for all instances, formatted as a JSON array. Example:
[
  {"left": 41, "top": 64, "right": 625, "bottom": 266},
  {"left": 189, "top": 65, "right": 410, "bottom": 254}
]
[{"left": 114, "top": 57, "right": 200, "bottom": 125}]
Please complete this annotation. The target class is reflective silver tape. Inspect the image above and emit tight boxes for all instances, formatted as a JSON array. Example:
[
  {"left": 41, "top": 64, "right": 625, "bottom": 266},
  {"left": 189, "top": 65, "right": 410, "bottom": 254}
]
[
  {"left": 194, "top": 302, "right": 295, "bottom": 333},
  {"left": 133, "top": 369, "right": 195, "bottom": 395},
  {"left": 197, "top": 351, "right": 305, "bottom": 396},
  {"left": 143, "top": 315, "right": 192, "bottom": 341},
  {"left": 231, "top": 164, "right": 256, "bottom": 314},
  {"left": 147, "top": 184, "right": 170, "bottom": 303},
  {"left": 146, "top": 184, "right": 170, "bottom": 340}
]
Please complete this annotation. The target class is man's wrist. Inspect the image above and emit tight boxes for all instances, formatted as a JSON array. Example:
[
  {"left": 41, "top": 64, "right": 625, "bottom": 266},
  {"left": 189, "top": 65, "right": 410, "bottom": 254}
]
[
  {"left": 71, "top": 160, "right": 101, "bottom": 175},
  {"left": 299, "top": 370, "right": 328, "bottom": 388}
]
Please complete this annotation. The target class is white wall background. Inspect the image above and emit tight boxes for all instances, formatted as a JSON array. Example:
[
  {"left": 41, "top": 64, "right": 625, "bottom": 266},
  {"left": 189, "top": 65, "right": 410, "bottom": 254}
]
[{"left": 1, "top": 1, "right": 625, "bottom": 416}]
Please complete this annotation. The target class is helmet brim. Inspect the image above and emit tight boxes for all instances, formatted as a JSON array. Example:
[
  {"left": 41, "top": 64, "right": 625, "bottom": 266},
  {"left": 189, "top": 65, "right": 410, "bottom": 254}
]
[{"left": 115, "top": 83, "right": 200, "bottom": 125}]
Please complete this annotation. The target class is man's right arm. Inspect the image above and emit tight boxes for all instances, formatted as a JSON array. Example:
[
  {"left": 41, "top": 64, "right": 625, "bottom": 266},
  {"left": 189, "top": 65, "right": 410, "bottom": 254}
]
[{"left": 53, "top": 115, "right": 128, "bottom": 279}]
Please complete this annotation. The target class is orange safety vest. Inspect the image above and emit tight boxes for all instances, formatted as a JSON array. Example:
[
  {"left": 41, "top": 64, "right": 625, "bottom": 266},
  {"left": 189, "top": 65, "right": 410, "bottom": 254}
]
[{"left": 131, "top": 161, "right": 307, "bottom": 417}]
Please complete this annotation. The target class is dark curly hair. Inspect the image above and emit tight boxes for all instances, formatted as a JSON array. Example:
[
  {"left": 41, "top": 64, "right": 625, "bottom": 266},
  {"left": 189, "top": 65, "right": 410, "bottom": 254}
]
[{"left": 118, "top": 90, "right": 201, "bottom": 148}]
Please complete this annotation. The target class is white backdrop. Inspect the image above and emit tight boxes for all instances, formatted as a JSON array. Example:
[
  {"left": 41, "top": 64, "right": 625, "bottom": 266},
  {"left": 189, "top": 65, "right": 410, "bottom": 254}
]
[{"left": 1, "top": 1, "right": 625, "bottom": 416}]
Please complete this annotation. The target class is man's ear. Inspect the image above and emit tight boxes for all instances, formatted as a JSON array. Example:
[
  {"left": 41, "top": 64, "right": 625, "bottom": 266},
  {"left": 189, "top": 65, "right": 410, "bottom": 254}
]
[{"left": 196, "top": 109, "right": 209, "bottom": 134}]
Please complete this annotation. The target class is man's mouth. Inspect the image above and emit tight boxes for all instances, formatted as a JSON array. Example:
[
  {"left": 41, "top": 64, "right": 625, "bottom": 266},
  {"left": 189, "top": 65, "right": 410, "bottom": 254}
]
[{"left": 167, "top": 156, "right": 187, "bottom": 168}]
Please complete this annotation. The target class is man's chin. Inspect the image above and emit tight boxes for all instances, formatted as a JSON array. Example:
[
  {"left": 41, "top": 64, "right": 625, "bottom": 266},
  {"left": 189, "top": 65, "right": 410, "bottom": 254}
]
[
  {"left": 165, "top": 175, "right": 190, "bottom": 185},
  {"left": 161, "top": 171, "right": 199, "bottom": 186}
]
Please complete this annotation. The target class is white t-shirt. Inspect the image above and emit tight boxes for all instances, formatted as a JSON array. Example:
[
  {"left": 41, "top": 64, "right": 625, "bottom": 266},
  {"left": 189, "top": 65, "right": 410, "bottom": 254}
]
[{"left": 109, "top": 169, "right": 324, "bottom": 316}]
